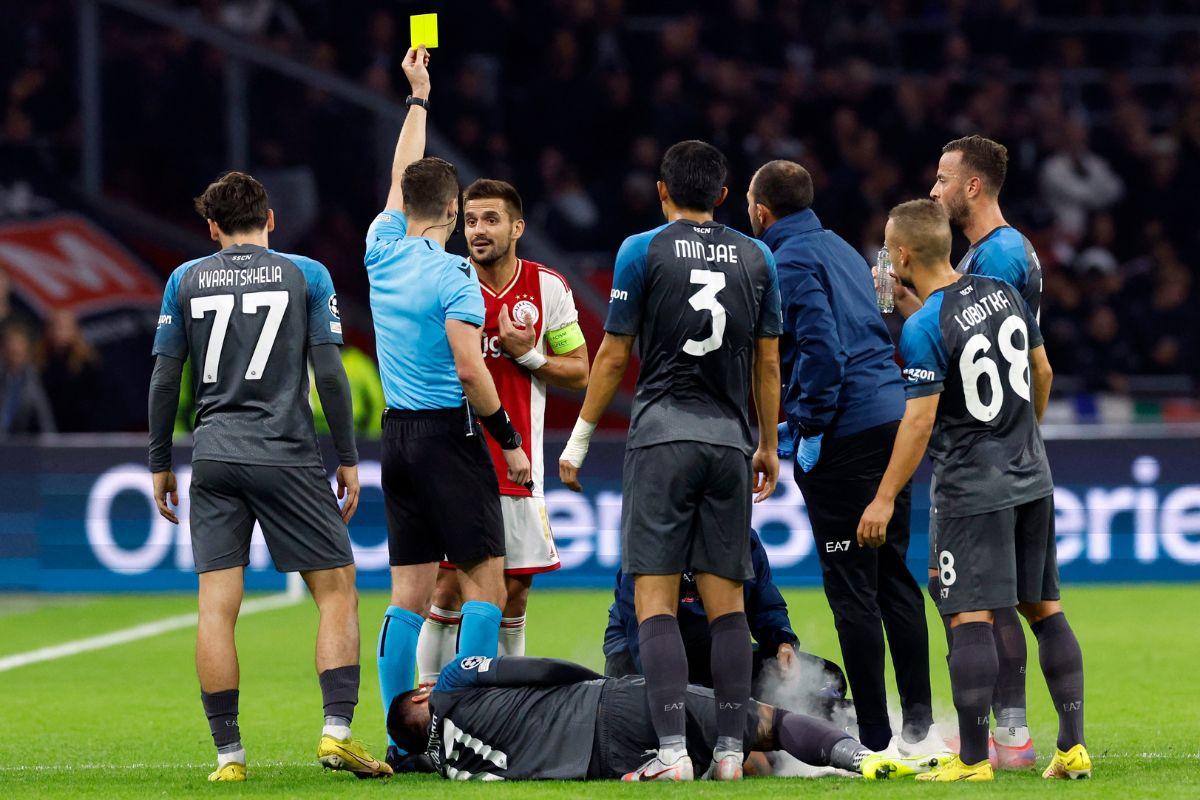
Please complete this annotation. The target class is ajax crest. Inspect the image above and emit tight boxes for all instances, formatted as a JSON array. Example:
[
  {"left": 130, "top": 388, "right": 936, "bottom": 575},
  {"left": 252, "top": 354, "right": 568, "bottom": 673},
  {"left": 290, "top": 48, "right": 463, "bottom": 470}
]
[{"left": 512, "top": 299, "right": 539, "bottom": 327}]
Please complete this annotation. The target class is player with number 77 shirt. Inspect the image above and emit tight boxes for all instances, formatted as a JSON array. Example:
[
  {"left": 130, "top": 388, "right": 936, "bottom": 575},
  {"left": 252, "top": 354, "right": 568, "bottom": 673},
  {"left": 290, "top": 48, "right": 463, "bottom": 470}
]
[
  {"left": 558, "top": 140, "right": 782, "bottom": 782},
  {"left": 857, "top": 200, "right": 1088, "bottom": 783},
  {"left": 148, "top": 171, "right": 388, "bottom": 782}
]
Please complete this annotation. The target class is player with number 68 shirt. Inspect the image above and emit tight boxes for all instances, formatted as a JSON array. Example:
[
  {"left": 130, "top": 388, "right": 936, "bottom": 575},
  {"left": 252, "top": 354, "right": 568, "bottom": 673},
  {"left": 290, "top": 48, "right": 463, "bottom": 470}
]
[{"left": 857, "top": 201, "right": 1088, "bottom": 783}]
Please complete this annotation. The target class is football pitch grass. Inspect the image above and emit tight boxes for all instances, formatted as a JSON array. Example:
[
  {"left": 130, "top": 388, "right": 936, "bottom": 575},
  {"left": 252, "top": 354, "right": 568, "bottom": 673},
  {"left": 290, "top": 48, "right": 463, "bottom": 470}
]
[{"left": 3, "top": 585, "right": 1198, "bottom": 798}]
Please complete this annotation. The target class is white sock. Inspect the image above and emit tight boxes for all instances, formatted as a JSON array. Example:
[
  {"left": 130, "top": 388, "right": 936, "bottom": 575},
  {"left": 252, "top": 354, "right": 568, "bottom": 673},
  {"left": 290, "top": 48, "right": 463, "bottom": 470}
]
[
  {"left": 416, "top": 605, "right": 461, "bottom": 684},
  {"left": 322, "top": 722, "right": 352, "bottom": 741},
  {"left": 994, "top": 725, "right": 1031, "bottom": 747},
  {"left": 499, "top": 615, "right": 526, "bottom": 657},
  {"left": 217, "top": 746, "right": 246, "bottom": 767}
]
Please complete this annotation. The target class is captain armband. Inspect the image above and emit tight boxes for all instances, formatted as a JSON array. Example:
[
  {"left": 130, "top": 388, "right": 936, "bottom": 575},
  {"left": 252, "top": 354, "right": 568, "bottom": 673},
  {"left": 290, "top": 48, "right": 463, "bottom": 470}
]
[{"left": 546, "top": 322, "right": 585, "bottom": 355}]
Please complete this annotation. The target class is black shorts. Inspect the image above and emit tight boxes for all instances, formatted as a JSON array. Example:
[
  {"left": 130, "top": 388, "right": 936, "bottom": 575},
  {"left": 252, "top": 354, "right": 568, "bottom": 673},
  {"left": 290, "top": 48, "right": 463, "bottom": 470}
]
[
  {"left": 589, "top": 677, "right": 759, "bottom": 779},
  {"left": 189, "top": 460, "right": 353, "bottom": 574},
  {"left": 620, "top": 441, "right": 752, "bottom": 581},
  {"left": 381, "top": 407, "right": 505, "bottom": 567},
  {"left": 933, "top": 494, "right": 1060, "bottom": 616}
]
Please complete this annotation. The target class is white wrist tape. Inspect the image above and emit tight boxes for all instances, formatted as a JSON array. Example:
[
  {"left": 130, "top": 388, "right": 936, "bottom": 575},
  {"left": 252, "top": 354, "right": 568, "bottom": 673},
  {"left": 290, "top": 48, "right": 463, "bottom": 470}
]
[
  {"left": 514, "top": 348, "right": 548, "bottom": 371},
  {"left": 559, "top": 418, "right": 597, "bottom": 468}
]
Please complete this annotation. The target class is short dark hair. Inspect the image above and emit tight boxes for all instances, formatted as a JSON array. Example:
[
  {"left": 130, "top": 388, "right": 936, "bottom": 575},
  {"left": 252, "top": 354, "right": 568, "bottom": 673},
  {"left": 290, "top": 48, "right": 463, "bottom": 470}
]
[
  {"left": 193, "top": 172, "right": 269, "bottom": 235},
  {"left": 942, "top": 135, "right": 1008, "bottom": 194},
  {"left": 386, "top": 689, "right": 430, "bottom": 755},
  {"left": 463, "top": 178, "right": 523, "bottom": 220},
  {"left": 888, "top": 199, "right": 952, "bottom": 263},
  {"left": 660, "top": 140, "right": 727, "bottom": 212},
  {"left": 402, "top": 157, "right": 460, "bottom": 220},
  {"left": 750, "top": 160, "right": 814, "bottom": 218}
]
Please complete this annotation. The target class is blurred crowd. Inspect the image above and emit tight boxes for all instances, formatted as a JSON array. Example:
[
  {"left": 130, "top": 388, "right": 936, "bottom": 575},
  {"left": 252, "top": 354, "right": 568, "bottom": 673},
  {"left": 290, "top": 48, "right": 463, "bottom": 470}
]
[
  {"left": 0, "top": 272, "right": 104, "bottom": 437},
  {"left": 3, "top": 0, "right": 1200, "bottom": 423}
]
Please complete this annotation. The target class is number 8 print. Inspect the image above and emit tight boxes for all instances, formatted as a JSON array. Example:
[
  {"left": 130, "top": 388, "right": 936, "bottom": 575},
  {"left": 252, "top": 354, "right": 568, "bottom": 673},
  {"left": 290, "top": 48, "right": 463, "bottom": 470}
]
[{"left": 939, "top": 550, "right": 957, "bottom": 587}]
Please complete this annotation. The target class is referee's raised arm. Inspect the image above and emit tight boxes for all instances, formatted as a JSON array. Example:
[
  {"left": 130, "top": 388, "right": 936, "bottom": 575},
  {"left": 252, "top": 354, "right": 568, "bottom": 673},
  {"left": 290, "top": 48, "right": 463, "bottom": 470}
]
[
  {"left": 385, "top": 46, "right": 431, "bottom": 212},
  {"left": 362, "top": 46, "right": 528, "bottom": 768}
]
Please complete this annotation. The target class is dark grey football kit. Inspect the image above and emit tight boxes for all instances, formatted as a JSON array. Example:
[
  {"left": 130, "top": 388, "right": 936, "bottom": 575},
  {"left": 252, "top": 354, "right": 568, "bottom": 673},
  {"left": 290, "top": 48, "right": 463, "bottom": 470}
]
[
  {"left": 150, "top": 244, "right": 355, "bottom": 573},
  {"left": 605, "top": 219, "right": 783, "bottom": 581},
  {"left": 400, "top": 656, "right": 870, "bottom": 781},
  {"left": 928, "top": 226, "right": 1045, "bottom": 570},
  {"left": 900, "top": 273, "right": 1056, "bottom": 616}
]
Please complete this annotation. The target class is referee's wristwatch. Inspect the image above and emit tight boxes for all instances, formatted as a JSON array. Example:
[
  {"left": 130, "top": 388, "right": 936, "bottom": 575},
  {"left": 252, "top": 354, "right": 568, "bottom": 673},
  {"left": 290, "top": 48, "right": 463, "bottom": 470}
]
[{"left": 405, "top": 95, "right": 430, "bottom": 111}]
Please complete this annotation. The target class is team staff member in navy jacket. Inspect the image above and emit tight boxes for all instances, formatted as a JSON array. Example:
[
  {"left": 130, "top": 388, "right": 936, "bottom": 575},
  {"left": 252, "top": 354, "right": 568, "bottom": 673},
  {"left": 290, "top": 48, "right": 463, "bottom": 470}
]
[
  {"left": 748, "top": 160, "right": 936, "bottom": 755},
  {"left": 602, "top": 531, "right": 849, "bottom": 720},
  {"left": 602, "top": 531, "right": 797, "bottom": 682}
]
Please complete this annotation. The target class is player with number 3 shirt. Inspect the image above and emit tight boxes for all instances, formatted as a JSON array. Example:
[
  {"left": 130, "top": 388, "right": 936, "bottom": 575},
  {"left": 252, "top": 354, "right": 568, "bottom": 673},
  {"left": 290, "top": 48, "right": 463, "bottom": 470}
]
[{"left": 557, "top": 141, "right": 782, "bottom": 782}]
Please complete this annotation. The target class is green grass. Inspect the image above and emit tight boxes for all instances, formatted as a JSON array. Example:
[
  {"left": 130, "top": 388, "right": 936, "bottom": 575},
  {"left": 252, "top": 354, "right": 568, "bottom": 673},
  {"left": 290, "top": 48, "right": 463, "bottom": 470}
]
[{"left": 2, "top": 585, "right": 1198, "bottom": 798}]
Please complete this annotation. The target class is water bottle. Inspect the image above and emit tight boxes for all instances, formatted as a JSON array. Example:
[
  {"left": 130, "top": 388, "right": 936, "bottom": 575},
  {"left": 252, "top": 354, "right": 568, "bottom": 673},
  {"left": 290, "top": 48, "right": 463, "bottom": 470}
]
[{"left": 876, "top": 244, "right": 894, "bottom": 314}]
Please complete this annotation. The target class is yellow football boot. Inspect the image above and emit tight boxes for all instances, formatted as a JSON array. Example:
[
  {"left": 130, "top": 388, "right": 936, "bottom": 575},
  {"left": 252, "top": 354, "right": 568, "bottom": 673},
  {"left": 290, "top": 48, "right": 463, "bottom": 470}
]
[
  {"left": 207, "top": 762, "right": 246, "bottom": 782},
  {"left": 1043, "top": 744, "right": 1093, "bottom": 780},
  {"left": 860, "top": 753, "right": 920, "bottom": 780},
  {"left": 317, "top": 735, "right": 393, "bottom": 779},
  {"left": 916, "top": 754, "right": 994, "bottom": 782}
]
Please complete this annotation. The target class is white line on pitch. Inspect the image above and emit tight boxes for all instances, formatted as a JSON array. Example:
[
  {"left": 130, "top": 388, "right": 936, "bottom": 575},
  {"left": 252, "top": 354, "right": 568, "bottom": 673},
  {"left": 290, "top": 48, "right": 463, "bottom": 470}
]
[{"left": 0, "top": 591, "right": 302, "bottom": 673}]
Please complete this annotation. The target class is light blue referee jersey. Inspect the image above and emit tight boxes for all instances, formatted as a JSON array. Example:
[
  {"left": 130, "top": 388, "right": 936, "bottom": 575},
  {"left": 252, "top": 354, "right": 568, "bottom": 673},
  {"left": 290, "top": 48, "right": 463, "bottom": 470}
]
[{"left": 364, "top": 209, "right": 485, "bottom": 410}]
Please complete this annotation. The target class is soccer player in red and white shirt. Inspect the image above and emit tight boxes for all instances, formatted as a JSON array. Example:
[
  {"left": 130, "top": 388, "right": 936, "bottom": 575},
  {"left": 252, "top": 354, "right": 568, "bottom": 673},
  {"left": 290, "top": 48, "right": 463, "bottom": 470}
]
[{"left": 416, "top": 179, "right": 589, "bottom": 683}]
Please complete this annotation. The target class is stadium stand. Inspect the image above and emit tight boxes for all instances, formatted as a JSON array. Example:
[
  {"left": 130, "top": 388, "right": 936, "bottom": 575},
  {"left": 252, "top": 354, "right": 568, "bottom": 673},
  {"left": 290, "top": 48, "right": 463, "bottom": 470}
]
[{"left": 3, "top": 0, "right": 1199, "bottom": 429}]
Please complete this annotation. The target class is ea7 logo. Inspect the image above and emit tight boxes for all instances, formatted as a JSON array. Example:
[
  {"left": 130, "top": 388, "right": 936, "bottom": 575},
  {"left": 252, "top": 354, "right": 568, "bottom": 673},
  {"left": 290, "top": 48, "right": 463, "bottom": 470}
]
[
  {"left": 1062, "top": 701, "right": 1082, "bottom": 711},
  {"left": 609, "top": 289, "right": 628, "bottom": 302},
  {"left": 825, "top": 540, "right": 851, "bottom": 553},
  {"left": 940, "top": 588, "right": 950, "bottom": 599}
]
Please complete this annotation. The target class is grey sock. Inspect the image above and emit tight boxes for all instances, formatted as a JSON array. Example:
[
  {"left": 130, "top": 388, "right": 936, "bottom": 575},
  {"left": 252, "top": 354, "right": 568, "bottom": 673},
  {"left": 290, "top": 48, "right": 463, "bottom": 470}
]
[
  {"left": 325, "top": 715, "right": 351, "bottom": 729},
  {"left": 829, "top": 737, "right": 869, "bottom": 772},
  {"left": 318, "top": 665, "right": 360, "bottom": 723},
  {"left": 992, "top": 606, "right": 1028, "bottom": 724},
  {"left": 949, "top": 622, "right": 998, "bottom": 766},
  {"left": 200, "top": 689, "right": 241, "bottom": 750},
  {"left": 709, "top": 612, "right": 752, "bottom": 747},
  {"left": 1031, "top": 612, "right": 1085, "bottom": 751},
  {"left": 638, "top": 615, "right": 688, "bottom": 746},
  {"left": 715, "top": 736, "right": 742, "bottom": 755}
]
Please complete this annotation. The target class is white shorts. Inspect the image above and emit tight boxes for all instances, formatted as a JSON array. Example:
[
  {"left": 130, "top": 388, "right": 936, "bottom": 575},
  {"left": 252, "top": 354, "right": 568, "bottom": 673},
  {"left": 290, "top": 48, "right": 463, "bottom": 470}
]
[
  {"left": 500, "top": 495, "right": 560, "bottom": 574},
  {"left": 440, "top": 495, "right": 559, "bottom": 575}
]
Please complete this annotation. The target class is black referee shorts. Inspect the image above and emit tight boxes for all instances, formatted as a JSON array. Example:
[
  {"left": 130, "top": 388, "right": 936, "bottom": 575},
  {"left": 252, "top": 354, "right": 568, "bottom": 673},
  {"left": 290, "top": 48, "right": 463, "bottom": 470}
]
[{"left": 381, "top": 407, "right": 505, "bottom": 567}]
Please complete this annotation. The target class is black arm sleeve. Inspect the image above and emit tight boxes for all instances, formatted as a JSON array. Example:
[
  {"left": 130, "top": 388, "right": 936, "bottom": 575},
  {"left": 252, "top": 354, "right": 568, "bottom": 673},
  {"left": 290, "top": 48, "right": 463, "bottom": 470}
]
[
  {"left": 482, "top": 657, "right": 603, "bottom": 688},
  {"left": 310, "top": 343, "right": 358, "bottom": 467},
  {"left": 147, "top": 354, "right": 184, "bottom": 473}
]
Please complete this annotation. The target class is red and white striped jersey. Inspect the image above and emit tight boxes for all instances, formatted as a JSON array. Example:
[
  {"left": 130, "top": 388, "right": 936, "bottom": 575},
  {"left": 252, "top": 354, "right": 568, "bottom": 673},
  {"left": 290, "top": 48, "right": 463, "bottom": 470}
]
[{"left": 479, "top": 259, "right": 580, "bottom": 497}]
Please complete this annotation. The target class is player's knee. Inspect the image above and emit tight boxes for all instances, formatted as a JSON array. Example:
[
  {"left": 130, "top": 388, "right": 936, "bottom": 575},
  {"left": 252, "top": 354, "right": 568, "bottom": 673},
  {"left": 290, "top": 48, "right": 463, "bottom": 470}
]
[
  {"left": 1017, "top": 599, "right": 1061, "bottom": 624},
  {"left": 949, "top": 609, "right": 993, "bottom": 627},
  {"left": 503, "top": 581, "right": 530, "bottom": 618},
  {"left": 430, "top": 581, "right": 462, "bottom": 611}
]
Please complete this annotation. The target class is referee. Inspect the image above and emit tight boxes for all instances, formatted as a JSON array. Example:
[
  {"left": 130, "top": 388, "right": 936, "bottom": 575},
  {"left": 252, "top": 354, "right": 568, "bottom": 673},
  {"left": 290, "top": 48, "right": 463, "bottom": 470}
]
[
  {"left": 747, "top": 160, "right": 936, "bottom": 754},
  {"left": 364, "top": 47, "right": 531, "bottom": 765}
]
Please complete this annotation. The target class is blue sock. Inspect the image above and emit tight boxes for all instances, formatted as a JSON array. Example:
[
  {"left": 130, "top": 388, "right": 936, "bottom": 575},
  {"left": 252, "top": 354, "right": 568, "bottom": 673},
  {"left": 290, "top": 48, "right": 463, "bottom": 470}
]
[
  {"left": 458, "top": 601, "right": 502, "bottom": 659},
  {"left": 378, "top": 606, "right": 423, "bottom": 749}
]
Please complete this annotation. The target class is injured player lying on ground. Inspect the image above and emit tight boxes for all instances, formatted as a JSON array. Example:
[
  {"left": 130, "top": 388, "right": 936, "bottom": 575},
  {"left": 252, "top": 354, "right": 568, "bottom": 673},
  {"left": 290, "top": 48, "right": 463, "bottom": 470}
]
[{"left": 387, "top": 655, "right": 933, "bottom": 781}]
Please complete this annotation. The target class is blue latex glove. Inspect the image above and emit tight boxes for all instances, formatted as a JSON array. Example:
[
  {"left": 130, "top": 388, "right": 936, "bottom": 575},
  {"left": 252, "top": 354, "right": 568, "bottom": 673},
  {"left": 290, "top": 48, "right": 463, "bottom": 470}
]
[
  {"left": 797, "top": 433, "right": 823, "bottom": 473},
  {"left": 776, "top": 421, "right": 796, "bottom": 459}
]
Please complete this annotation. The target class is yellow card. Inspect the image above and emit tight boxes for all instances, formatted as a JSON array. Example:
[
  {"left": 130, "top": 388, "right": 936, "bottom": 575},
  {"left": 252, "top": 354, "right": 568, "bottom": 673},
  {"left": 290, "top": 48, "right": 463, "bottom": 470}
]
[{"left": 410, "top": 13, "right": 438, "bottom": 49}]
